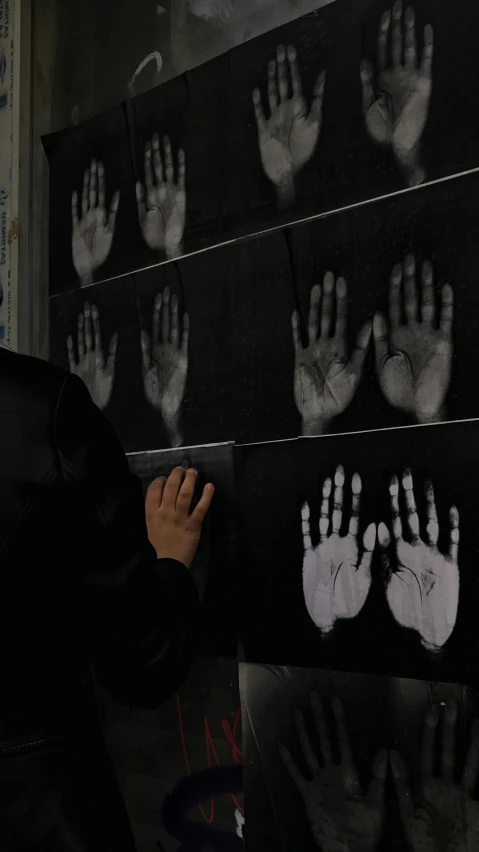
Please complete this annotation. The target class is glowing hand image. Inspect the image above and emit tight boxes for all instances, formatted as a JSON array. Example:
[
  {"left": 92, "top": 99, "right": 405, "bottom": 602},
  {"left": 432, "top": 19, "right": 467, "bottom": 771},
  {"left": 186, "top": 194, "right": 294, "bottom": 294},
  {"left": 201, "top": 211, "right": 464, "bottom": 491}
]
[
  {"left": 378, "top": 470, "right": 459, "bottom": 651},
  {"left": 71, "top": 160, "right": 120, "bottom": 285},
  {"left": 302, "top": 465, "right": 376, "bottom": 634},
  {"left": 361, "top": 1, "right": 433, "bottom": 186},
  {"left": 280, "top": 694, "right": 387, "bottom": 852},
  {"left": 67, "top": 302, "right": 117, "bottom": 411},
  {"left": 390, "top": 703, "right": 479, "bottom": 851},
  {"left": 141, "top": 285, "right": 189, "bottom": 448},
  {"left": 253, "top": 44, "right": 325, "bottom": 208},
  {"left": 136, "top": 134, "right": 186, "bottom": 259},
  {"left": 373, "top": 256, "right": 453, "bottom": 424},
  {"left": 292, "top": 274, "right": 372, "bottom": 437}
]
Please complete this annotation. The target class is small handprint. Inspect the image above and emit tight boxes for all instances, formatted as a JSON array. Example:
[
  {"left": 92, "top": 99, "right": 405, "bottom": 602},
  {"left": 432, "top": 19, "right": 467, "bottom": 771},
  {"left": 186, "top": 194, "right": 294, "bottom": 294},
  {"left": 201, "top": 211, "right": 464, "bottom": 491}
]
[
  {"left": 292, "top": 274, "right": 372, "bottom": 436},
  {"left": 280, "top": 694, "right": 387, "bottom": 852},
  {"left": 71, "top": 160, "right": 120, "bottom": 284},
  {"left": 373, "top": 255, "right": 453, "bottom": 424},
  {"left": 136, "top": 134, "right": 186, "bottom": 258},
  {"left": 302, "top": 465, "right": 376, "bottom": 634},
  {"left": 391, "top": 703, "right": 479, "bottom": 852},
  {"left": 378, "top": 470, "right": 459, "bottom": 651},
  {"left": 253, "top": 44, "right": 325, "bottom": 208},
  {"left": 361, "top": 1, "right": 433, "bottom": 186},
  {"left": 67, "top": 302, "right": 117, "bottom": 410},
  {"left": 141, "top": 286, "right": 189, "bottom": 448}
]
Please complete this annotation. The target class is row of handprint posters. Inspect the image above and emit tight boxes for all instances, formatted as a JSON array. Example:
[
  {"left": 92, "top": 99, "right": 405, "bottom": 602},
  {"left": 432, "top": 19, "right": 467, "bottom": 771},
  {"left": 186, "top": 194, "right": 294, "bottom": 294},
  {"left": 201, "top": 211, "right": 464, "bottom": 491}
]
[{"left": 45, "top": 0, "right": 479, "bottom": 849}]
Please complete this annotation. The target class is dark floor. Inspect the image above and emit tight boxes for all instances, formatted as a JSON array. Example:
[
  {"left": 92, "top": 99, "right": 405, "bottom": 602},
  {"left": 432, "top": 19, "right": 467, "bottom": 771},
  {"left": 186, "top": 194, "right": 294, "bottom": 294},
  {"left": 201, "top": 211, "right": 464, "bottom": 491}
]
[{"left": 98, "top": 657, "right": 241, "bottom": 852}]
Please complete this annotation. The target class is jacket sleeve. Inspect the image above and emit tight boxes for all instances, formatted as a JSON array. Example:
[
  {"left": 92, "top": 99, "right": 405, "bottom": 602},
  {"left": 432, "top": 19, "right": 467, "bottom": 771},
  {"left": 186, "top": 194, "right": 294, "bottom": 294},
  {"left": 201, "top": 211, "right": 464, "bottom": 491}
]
[{"left": 53, "top": 372, "right": 200, "bottom": 709}]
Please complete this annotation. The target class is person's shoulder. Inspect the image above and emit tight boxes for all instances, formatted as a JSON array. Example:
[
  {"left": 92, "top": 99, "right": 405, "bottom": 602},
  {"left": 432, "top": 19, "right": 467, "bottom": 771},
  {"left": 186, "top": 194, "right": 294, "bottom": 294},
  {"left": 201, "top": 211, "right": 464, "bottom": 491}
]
[{"left": 0, "top": 348, "right": 68, "bottom": 408}]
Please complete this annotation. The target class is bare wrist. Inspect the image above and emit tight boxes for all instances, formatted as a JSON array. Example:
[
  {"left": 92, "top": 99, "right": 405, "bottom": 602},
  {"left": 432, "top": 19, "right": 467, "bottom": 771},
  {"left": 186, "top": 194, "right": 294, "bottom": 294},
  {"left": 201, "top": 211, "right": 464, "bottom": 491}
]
[
  {"left": 416, "top": 406, "right": 447, "bottom": 425},
  {"left": 162, "top": 413, "right": 183, "bottom": 447},
  {"left": 79, "top": 272, "right": 93, "bottom": 288},
  {"left": 276, "top": 175, "right": 295, "bottom": 210},
  {"left": 301, "top": 417, "right": 331, "bottom": 437},
  {"left": 165, "top": 242, "right": 183, "bottom": 260},
  {"left": 394, "top": 148, "right": 426, "bottom": 187}
]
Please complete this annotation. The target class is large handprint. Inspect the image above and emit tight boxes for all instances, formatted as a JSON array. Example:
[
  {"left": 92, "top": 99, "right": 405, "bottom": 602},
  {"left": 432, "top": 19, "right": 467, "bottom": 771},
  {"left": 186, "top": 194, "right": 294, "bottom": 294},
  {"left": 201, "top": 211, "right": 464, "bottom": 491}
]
[
  {"left": 71, "top": 160, "right": 120, "bottom": 285},
  {"left": 373, "top": 255, "right": 453, "bottom": 424},
  {"left": 361, "top": 1, "right": 433, "bottom": 186},
  {"left": 253, "top": 44, "right": 325, "bottom": 208},
  {"left": 302, "top": 465, "right": 376, "bottom": 634},
  {"left": 141, "top": 286, "right": 189, "bottom": 448},
  {"left": 390, "top": 703, "right": 479, "bottom": 852},
  {"left": 378, "top": 470, "right": 459, "bottom": 651},
  {"left": 280, "top": 694, "right": 387, "bottom": 851},
  {"left": 136, "top": 134, "right": 186, "bottom": 259},
  {"left": 67, "top": 302, "right": 117, "bottom": 410},
  {"left": 292, "top": 274, "right": 372, "bottom": 437}
]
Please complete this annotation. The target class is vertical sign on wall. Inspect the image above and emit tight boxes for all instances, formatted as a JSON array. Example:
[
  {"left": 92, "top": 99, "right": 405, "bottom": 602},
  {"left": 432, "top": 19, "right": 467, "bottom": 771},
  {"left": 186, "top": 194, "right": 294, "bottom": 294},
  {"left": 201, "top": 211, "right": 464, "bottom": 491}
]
[{"left": 0, "top": 0, "right": 16, "bottom": 349}]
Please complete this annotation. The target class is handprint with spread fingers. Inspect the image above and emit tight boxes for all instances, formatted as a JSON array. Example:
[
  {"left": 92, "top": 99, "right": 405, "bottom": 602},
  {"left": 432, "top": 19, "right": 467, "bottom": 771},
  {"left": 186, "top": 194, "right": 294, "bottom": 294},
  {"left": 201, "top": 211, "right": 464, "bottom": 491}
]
[
  {"left": 71, "top": 160, "right": 120, "bottom": 284},
  {"left": 378, "top": 470, "right": 459, "bottom": 651},
  {"left": 302, "top": 465, "right": 376, "bottom": 634},
  {"left": 373, "top": 255, "right": 453, "bottom": 424},
  {"left": 280, "top": 694, "right": 387, "bottom": 852},
  {"left": 391, "top": 703, "right": 479, "bottom": 852},
  {"left": 361, "top": 1, "right": 433, "bottom": 186},
  {"left": 292, "top": 274, "right": 372, "bottom": 437},
  {"left": 136, "top": 134, "right": 186, "bottom": 258},
  {"left": 141, "top": 286, "right": 189, "bottom": 448},
  {"left": 67, "top": 302, "right": 117, "bottom": 411},
  {"left": 253, "top": 44, "right": 325, "bottom": 208}
]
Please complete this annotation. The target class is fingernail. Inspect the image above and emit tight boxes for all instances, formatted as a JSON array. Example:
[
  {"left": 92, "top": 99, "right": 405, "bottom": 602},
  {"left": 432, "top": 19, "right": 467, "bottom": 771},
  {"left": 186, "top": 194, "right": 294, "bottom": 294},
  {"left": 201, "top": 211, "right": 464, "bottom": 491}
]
[{"left": 187, "top": 468, "right": 197, "bottom": 475}]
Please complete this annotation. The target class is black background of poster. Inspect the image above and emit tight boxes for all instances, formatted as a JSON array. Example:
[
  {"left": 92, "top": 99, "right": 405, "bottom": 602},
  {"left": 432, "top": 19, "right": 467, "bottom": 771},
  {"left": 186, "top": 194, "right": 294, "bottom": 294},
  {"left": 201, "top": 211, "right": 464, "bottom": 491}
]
[
  {"left": 46, "top": 0, "right": 479, "bottom": 293},
  {"left": 241, "top": 664, "right": 475, "bottom": 852},
  {"left": 236, "top": 420, "right": 479, "bottom": 686}
]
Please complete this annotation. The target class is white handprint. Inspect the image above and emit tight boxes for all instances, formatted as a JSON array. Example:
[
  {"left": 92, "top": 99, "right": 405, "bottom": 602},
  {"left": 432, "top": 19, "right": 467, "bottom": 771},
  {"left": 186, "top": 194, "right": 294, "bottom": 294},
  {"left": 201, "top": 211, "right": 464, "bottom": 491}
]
[
  {"left": 302, "top": 465, "right": 376, "bottom": 634},
  {"left": 136, "top": 134, "right": 186, "bottom": 259},
  {"left": 253, "top": 44, "right": 325, "bottom": 208},
  {"left": 67, "top": 302, "right": 117, "bottom": 410},
  {"left": 378, "top": 470, "right": 459, "bottom": 651},
  {"left": 71, "top": 160, "right": 120, "bottom": 284}
]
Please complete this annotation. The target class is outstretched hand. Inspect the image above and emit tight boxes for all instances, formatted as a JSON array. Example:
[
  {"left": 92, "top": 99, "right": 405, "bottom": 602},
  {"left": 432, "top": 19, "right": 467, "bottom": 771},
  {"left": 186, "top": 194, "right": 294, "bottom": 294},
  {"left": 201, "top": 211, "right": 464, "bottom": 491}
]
[
  {"left": 67, "top": 302, "right": 117, "bottom": 410},
  {"left": 391, "top": 703, "right": 479, "bottom": 852},
  {"left": 141, "top": 286, "right": 189, "bottom": 448},
  {"left": 253, "top": 44, "right": 325, "bottom": 208},
  {"left": 361, "top": 1, "right": 433, "bottom": 186},
  {"left": 71, "top": 160, "right": 120, "bottom": 284},
  {"left": 136, "top": 134, "right": 186, "bottom": 258},
  {"left": 292, "top": 274, "right": 372, "bottom": 436},
  {"left": 302, "top": 465, "right": 376, "bottom": 634},
  {"left": 373, "top": 255, "right": 453, "bottom": 424},
  {"left": 378, "top": 470, "right": 459, "bottom": 651},
  {"left": 280, "top": 695, "right": 387, "bottom": 852}
]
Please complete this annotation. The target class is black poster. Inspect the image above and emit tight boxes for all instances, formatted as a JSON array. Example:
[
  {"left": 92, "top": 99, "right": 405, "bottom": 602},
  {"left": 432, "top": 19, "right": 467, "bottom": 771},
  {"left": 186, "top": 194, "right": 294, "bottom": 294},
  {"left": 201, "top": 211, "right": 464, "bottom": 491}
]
[
  {"left": 45, "top": 0, "right": 479, "bottom": 294},
  {"left": 237, "top": 420, "right": 479, "bottom": 686},
  {"left": 241, "top": 663, "right": 478, "bottom": 852}
]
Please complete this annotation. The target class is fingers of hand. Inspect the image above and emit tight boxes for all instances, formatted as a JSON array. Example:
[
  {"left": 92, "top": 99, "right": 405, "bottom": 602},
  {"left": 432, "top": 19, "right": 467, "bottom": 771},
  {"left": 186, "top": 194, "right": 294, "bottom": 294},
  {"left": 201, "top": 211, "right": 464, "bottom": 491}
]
[
  {"left": 404, "top": 6, "right": 417, "bottom": 68},
  {"left": 191, "top": 483, "right": 215, "bottom": 527},
  {"left": 421, "top": 24, "right": 434, "bottom": 77},
  {"left": 378, "top": 10, "right": 391, "bottom": 73},
  {"left": 348, "top": 472, "right": 361, "bottom": 537},
  {"left": 302, "top": 502, "right": 312, "bottom": 551},
  {"left": 320, "top": 271, "right": 334, "bottom": 337},
  {"left": 89, "top": 159, "right": 98, "bottom": 209},
  {"left": 162, "top": 286, "right": 171, "bottom": 342},
  {"left": 378, "top": 521, "right": 391, "bottom": 550},
  {"left": 373, "top": 312, "right": 390, "bottom": 368},
  {"left": 176, "top": 468, "right": 198, "bottom": 516},
  {"left": 276, "top": 44, "right": 289, "bottom": 102},
  {"left": 267, "top": 57, "right": 278, "bottom": 112},
  {"left": 334, "top": 277, "right": 348, "bottom": 339},
  {"left": 389, "top": 263, "right": 402, "bottom": 328},
  {"left": 425, "top": 479, "right": 439, "bottom": 546},
  {"left": 389, "top": 474, "right": 403, "bottom": 540},
  {"left": 279, "top": 743, "right": 305, "bottom": 792},
  {"left": 294, "top": 707, "right": 320, "bottom": 777},
  {"left": 308, "top": 284, "right": 321, "bottom": 343},
  {"left": 162, "top": 466, "right": 186, "bottom": 508},
  {"left": 449, "top": 506, "right": 460, "bottom": 563},
  {"left": 402, "top": 468, "right": 420, "bottom": 540},
  {"left": 332, "top": 464, "right": 345, "bottom": 534},
  {"left": 420, "top": 704, "right": 439, "bottom": 774},
  {"left": 440, "top": 283, "right": 454, "bottom": 337},
  {"left": 145, "top": 476, "right": 167, "bottom": 517},
  {"left": 392, "top": 0, "right": 404, "bottom": 67},
  {"left": 403, "top": 254, "right": 418, "bottom": 323},
  {"left": 153, "top": 132, "right": 164, "bottom": 183},
  {"left": 320, "top": 476, "right": 332, "bottom": 541},
  {"left": 420, "top": 260, "right": 435, "bottom": 324}
]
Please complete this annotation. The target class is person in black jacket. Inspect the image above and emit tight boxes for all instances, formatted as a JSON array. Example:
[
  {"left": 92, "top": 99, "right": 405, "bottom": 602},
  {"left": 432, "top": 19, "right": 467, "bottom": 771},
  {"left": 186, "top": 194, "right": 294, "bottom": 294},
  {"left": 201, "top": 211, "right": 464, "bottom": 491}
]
[{"left": 0, "top": 346, "right": 213, "bottom": 851}]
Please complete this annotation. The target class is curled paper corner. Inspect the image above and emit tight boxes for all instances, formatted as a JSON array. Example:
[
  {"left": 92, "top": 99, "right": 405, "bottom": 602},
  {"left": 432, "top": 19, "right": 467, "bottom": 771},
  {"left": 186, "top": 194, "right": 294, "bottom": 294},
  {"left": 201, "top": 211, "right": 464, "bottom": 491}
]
[{"left": 128, "top": 52, "right": 163, "bottom": 97}]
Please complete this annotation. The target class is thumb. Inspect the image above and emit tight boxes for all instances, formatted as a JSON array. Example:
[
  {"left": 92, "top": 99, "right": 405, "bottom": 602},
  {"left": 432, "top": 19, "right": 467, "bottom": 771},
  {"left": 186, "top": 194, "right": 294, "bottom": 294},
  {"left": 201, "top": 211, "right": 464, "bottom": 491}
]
[{"left": 373, "top": 312, "right": 390, "bottom": 371}]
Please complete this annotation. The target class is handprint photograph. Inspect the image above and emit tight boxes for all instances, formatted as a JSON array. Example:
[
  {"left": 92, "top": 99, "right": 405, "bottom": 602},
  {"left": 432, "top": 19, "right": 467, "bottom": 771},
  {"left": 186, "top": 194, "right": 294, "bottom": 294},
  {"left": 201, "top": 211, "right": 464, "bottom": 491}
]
[
  {"left": 226, "top": 0, "right": 479, "bottom": 239},
  {"left": 44, "top": 104, "right": 138, "bottom": 296},
  {"left": 237, "top": 419, "right": 479, "bottom": 685},
  {"left": 46, "top": 0, "right": 479, "bottom": 290},
  {"left": 127, "top": 442, "right": 237, "bottom": 656},
  {"left": 289, "top": 168, "right": 479, "bottom": 437},
  {"left": 135, "top": 227, "right": 298, "bottom": 448},
  {"left": 240, "top": 663, "right": 479, "bottom": 852},
  {"left": 48, "top": 275, "right": 145, "bottom": 453}
]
